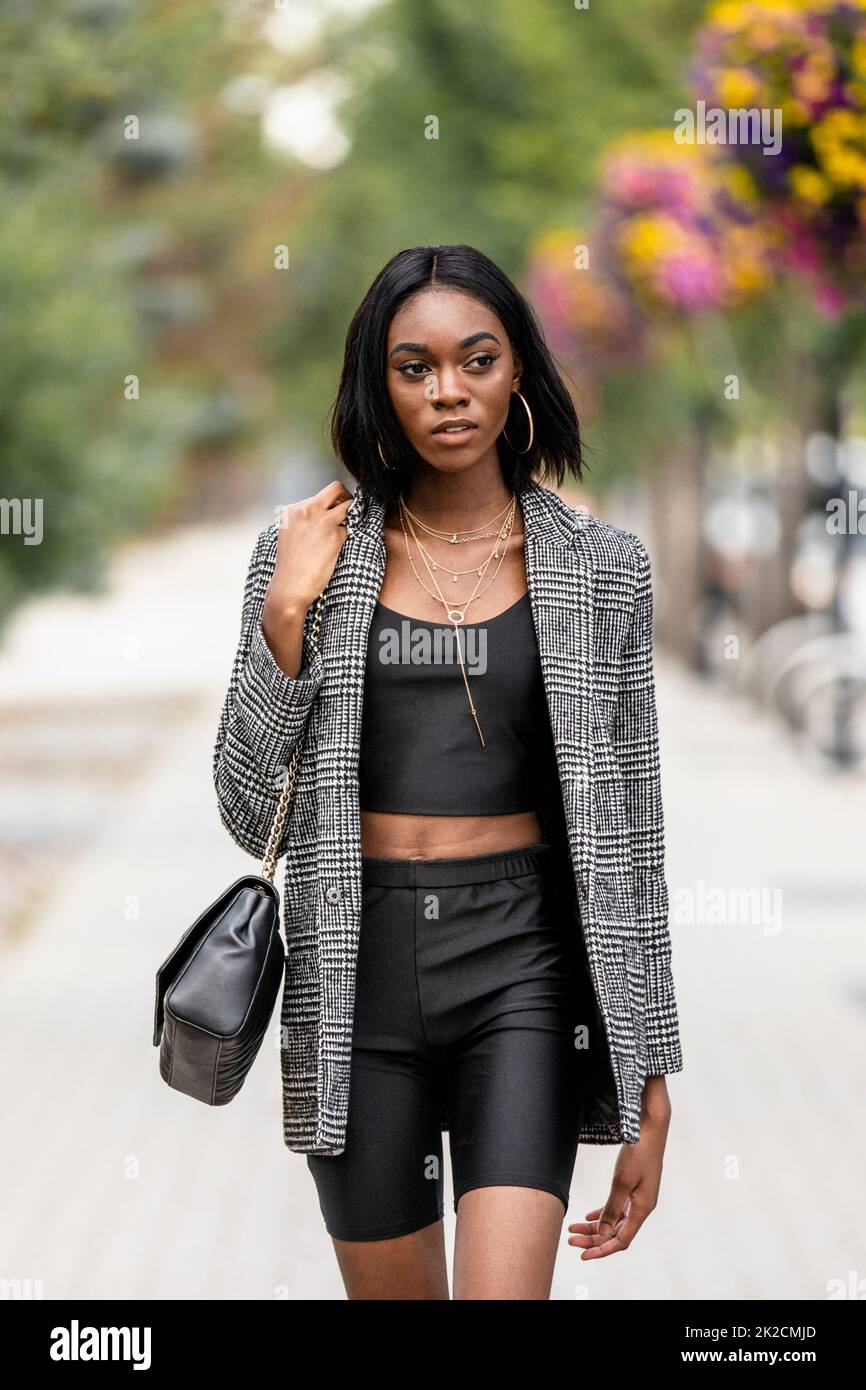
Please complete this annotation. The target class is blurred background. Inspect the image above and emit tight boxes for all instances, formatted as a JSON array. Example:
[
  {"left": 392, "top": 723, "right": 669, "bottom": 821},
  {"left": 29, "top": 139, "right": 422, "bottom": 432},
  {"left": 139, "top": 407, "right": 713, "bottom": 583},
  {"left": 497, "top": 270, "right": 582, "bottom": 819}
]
[{"left": 1, "top": 0, "right": 864, "bottom": 1301}]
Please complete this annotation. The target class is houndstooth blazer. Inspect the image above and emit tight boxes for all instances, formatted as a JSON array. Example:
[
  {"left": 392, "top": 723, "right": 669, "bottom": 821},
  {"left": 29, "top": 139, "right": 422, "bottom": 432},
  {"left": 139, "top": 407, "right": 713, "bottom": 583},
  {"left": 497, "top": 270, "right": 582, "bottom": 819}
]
[{"left": 213, "top": 477, "right": 683, "bottom": 1156}]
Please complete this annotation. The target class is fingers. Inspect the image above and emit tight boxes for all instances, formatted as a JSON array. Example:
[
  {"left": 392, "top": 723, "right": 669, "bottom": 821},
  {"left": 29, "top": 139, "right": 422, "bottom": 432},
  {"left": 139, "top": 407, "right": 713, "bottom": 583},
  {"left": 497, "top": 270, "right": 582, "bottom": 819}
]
[
  {"left": 275, "top": 486, "right": 354, "bottom": 535},
  {"left": 567, "top": 1197, "right": 648, "bottom": 1259},
  {"left": 331, "top": 497, "right": 353, "bottom": 530},
  {"left": 574, "top": 1213, "right": 640, "bottom": 1259},
  {"left": 317, "top": 479, "right": 355, "bottom": 508}
]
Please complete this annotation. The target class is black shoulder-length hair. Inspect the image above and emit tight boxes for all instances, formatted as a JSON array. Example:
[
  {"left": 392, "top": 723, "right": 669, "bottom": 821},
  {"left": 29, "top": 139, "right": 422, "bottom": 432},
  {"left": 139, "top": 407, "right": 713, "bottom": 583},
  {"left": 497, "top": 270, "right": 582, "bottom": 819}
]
[{"left": 329, "top": 244, "right": 582, "bottom": 506}]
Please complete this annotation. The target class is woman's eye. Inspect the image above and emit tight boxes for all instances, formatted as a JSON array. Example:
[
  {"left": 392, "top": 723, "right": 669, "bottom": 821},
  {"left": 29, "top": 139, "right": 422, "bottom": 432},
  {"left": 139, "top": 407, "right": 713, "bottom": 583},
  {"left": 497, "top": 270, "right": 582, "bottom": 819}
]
[{"left": 398, "top": 354, "right": 498, "bottom": 377}]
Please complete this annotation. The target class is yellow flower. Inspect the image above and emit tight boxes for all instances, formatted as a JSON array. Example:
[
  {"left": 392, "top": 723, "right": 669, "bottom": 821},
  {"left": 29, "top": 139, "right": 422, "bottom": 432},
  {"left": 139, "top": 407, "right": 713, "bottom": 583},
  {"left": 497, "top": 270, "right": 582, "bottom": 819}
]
[
  {"left": 705, "top": 2, "right": 750, "bottom": 33},
  {"left": 717, "top": 68, "right": 763, "bottom": 108},
  {"left": 789, "top": 164, "right": 832, "bottom": 204},
  {"left": 609, "top": 127, "right": 695, "bottom": 162},
  {"left": 719, "top": 162, "right": 760, "bottom": 205},
  {"left": 727, "top": 255, "right": 771, "bottom": 302},
  {"left": 852, "top": 39, "right": 866, "bottom": 79},
  {"left": 533, "top": 229, "right": 580, "bottom": 263},
  {"left": 618, "top": 216, "right": 669, "bottom": 267},
  {"left": 812, "top": 109, "right": 866, "bottom": 191},
  {"left": 780, "top": 96, "right": 812, "bottom": 127},
  {"left": 842, "top": 80, "right": 866, "bottom": 112},
  {"left": 785, "top": 0, "right": 846, "bottom": 12}
]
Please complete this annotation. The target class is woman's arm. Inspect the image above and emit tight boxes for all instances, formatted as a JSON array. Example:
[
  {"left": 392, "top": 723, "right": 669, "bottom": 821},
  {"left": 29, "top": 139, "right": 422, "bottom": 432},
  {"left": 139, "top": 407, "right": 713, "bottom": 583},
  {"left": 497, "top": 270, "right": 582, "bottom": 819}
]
[
  {"left": 568, "top": 535, "right": 681, "bottom": 1260},
  {"left": 612, "top": 535, "right": 683, "bottom": 1076},
  {"left": 212, "top": 524, "right": 325, "bottom": 860}
]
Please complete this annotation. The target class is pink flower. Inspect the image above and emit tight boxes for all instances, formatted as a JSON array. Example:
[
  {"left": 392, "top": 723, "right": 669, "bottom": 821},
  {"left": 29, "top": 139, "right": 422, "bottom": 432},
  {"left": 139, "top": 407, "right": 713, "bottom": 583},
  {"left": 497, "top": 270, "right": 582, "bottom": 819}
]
[{"left": 812, "top": 278, "right": 849, "bottom": 316}]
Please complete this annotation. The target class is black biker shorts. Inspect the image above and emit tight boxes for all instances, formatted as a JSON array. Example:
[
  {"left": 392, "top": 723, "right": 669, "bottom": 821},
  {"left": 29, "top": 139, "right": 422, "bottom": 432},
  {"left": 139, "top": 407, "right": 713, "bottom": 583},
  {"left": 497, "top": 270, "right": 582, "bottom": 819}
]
[{"left": 305, "top": 841, "right": 587, "bottom": 1243}]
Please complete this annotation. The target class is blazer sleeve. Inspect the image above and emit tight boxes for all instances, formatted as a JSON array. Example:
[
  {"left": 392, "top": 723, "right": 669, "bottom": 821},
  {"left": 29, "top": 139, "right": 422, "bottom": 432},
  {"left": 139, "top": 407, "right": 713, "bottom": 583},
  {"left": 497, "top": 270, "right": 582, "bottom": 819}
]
[
  {"left": 212, "top": 524, "right": 325, "bottom": 860},
  {"left": 611, "top": 535, "right": 683, "bottom": 1076}
]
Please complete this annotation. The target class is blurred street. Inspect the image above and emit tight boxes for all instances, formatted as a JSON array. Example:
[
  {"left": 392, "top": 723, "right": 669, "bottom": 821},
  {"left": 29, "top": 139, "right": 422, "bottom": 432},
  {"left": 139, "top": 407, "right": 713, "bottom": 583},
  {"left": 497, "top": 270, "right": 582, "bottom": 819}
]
[{"left": 0, "top": 511, "right": 864, "bottom": 1301}]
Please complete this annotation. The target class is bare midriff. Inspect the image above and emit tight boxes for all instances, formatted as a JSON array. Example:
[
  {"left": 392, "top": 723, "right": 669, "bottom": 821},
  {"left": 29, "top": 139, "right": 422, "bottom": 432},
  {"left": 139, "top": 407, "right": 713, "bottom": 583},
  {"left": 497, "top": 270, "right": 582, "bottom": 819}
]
[
  {"left": 359, "top": 511, "right": 544, "bottom": 862},
  {"left": 360, "top": 809, "right": 543, "bottom": 861}
]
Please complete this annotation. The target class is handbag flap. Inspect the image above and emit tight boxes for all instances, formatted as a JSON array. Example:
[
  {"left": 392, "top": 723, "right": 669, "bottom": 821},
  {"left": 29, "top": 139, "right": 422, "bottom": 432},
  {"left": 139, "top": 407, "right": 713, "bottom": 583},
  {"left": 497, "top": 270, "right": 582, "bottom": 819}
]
[{"left": 153, "top": 875, "right": 279, "bottom": 1045}]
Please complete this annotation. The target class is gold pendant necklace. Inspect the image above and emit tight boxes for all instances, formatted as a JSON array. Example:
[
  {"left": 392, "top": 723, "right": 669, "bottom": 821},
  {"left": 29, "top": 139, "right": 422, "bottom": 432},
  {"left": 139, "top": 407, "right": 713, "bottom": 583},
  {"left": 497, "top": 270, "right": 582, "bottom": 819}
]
[
  {"left": 398, "top": 495, "right": 517, "bottom": 745},
  {"left": 400, "top": 495, "right": 513, "bottom": 545}
]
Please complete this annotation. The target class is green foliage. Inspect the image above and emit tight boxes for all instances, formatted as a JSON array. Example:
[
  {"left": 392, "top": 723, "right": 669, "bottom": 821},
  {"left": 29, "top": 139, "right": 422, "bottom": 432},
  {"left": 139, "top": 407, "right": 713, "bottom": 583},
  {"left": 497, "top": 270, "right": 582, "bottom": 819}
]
[
  {"left": 0, "top": 0, "right": 258, "bottom": 620},
  {"left": 262, "top": 0, "right": 701, "bottom": 451}
]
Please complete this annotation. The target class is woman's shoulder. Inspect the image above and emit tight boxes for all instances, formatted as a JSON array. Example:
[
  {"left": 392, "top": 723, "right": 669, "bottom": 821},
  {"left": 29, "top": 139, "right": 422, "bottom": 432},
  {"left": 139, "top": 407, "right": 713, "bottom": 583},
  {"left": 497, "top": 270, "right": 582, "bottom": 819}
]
[
  {"left": 246, "top": 519, "right": 280, "bottom": 570},
  {"left": 534, "top": 482, "right": 650, "bottom": 579},
  {"left": 577, "top": 513, "right": 651, "bottom": 575}
]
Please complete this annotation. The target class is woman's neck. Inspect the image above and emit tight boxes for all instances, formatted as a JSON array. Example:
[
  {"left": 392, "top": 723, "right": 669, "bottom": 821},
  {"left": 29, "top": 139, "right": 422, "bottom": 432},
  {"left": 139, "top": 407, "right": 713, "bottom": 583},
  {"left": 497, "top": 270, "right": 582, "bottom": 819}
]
[{"left": 397, "top": 465, "right": 513, "bottom": 533}]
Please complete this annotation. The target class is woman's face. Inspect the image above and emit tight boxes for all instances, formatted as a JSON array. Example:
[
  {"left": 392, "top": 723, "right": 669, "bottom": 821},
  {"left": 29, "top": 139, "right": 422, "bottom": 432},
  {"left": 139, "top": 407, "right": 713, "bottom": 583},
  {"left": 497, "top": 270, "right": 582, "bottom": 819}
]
[{"left": 385, "top": 287, "right": 522, "bottom": 474}]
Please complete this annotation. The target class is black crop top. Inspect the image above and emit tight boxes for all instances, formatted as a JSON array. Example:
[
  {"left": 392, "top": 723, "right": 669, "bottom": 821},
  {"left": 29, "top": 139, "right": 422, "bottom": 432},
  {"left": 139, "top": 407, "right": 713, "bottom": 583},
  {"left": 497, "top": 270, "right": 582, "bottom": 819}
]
[{"left": 357, "top": 592, "right": 558, "bottom": 815}]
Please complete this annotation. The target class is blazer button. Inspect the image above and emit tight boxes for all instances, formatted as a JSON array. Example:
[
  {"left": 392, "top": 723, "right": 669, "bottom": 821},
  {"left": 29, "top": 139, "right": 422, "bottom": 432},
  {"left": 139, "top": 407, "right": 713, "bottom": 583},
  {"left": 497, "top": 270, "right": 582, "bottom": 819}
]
[{"left": 325, "top": 885, "right": 342, "bottom": 905}]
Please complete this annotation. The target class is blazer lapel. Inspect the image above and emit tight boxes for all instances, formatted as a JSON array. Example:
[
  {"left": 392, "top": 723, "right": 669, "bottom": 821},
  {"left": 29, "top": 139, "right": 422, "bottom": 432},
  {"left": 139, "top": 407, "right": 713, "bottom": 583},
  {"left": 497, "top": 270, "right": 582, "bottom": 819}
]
[
  {"left": 312, "top": 486, "right": 386, "bottom": 773},
  {"left": 520, "top": 483, "right": 597, "bottom": 919}
]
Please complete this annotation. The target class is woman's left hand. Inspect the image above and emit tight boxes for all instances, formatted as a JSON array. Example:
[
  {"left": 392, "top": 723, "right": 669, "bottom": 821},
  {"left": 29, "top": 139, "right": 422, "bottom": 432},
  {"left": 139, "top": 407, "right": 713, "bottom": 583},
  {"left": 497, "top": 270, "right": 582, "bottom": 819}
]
[{"left": 566, "top": 1076, "right": 672, "bottom": 1259}]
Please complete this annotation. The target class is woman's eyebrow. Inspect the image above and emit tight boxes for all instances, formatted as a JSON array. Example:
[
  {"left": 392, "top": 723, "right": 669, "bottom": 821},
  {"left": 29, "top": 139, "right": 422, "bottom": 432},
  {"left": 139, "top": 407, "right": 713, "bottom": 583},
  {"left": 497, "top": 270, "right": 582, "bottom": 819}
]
[{"left": 389, "top": 331, "right": 502, "bottom": 357}]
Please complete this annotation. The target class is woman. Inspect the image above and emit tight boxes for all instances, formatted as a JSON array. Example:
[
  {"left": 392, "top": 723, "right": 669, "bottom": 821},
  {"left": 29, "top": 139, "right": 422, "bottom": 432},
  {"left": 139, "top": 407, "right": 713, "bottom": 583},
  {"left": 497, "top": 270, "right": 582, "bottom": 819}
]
[{"left": 213, "top": 244, "right": 683, "bottom": 1300}]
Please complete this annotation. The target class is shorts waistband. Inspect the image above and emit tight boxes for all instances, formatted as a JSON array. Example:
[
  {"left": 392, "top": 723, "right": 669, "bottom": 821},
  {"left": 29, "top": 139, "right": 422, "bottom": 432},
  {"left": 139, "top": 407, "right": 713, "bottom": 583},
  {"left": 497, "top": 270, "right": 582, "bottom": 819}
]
[{"left": 360, "top": 841, "right": 550, "bottom": 887}]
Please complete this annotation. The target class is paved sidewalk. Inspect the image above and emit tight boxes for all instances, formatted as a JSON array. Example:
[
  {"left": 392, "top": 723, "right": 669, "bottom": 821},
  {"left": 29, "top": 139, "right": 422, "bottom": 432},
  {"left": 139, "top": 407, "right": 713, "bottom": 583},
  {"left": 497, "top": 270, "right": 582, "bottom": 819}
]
[{"left": 0, "top": 514, "right": 863, "bottom": 1300}]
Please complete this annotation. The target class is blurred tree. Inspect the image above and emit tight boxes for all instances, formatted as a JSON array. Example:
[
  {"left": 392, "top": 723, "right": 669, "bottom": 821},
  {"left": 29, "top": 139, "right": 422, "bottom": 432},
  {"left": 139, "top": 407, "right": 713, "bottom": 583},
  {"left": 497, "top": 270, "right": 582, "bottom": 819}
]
[
  {"left": 257, "top": 0, "right": 701, "bottom": 457},
  {"left": 0, "top": 0, "right": 282, "bottom": 620}
]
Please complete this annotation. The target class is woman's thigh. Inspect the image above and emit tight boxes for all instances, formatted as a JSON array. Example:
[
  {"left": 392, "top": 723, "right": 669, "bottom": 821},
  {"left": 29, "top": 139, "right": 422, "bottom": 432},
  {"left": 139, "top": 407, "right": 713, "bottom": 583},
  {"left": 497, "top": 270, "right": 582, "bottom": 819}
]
[
  {"left": 331, "top": 1214, "right": 450, "bottom": 1300},
  {"left": 306, "top": 1048, "right": 446, "bottom": 1244},
  {"left": 305, "top": 878, "right": 446, "bottom": 1248},
  {"left": 429, "top": 856, "right": 587, "bottom": 1216},
  {"left": 445, "top": 1006, "right": 584, "bottom": 1215}
]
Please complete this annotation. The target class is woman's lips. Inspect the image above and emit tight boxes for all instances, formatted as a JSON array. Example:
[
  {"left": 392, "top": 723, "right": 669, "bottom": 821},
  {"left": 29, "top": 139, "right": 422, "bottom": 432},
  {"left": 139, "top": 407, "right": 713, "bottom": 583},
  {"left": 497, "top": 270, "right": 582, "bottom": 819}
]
[{"left": 431, "top": 424, "right": 477, "bottom": 444}]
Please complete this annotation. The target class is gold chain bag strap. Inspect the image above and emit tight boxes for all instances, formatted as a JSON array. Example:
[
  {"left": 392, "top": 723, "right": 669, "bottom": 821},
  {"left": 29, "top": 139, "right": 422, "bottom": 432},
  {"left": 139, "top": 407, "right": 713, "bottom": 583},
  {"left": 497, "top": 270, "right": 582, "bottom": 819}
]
[{"left": 153, "top": 590, "right": 327, "bottom": 1107}]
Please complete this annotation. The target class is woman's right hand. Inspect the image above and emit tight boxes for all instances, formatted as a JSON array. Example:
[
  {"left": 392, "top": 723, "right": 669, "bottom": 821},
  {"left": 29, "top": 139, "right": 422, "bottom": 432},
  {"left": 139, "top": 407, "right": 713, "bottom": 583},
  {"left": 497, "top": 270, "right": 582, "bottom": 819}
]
[
  {"left": 268, "top": 480, "right": 354, "bottom": 609},
  {"left": 261, "top": 480, "right": 354, "bottom": 675}
]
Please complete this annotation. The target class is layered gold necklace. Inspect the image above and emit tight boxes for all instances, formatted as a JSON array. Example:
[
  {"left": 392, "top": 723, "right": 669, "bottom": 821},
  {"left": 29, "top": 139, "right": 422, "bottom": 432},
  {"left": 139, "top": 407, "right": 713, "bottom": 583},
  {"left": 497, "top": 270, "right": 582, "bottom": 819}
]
[{"left": 397, "top": 492, "right": 517, "bottom": 746}]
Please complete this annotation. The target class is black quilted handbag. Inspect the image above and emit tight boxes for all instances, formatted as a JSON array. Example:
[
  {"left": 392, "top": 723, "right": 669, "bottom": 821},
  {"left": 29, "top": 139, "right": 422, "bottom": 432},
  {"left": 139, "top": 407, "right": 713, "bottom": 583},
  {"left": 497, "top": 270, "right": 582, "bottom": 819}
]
[{"left": 153, "top": 592, "right": 325, "bottom": 1106}]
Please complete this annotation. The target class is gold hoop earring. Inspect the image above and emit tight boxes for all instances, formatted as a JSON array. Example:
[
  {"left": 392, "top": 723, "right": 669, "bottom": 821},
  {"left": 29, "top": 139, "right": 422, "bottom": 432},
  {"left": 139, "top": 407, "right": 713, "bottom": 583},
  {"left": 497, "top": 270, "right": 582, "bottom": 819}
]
[
  {"left": 502, "top": 390, "right": 534, "bottom": 455},
  {"left": 377, "top": 439, "right": 392, "bottom": 471}
]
